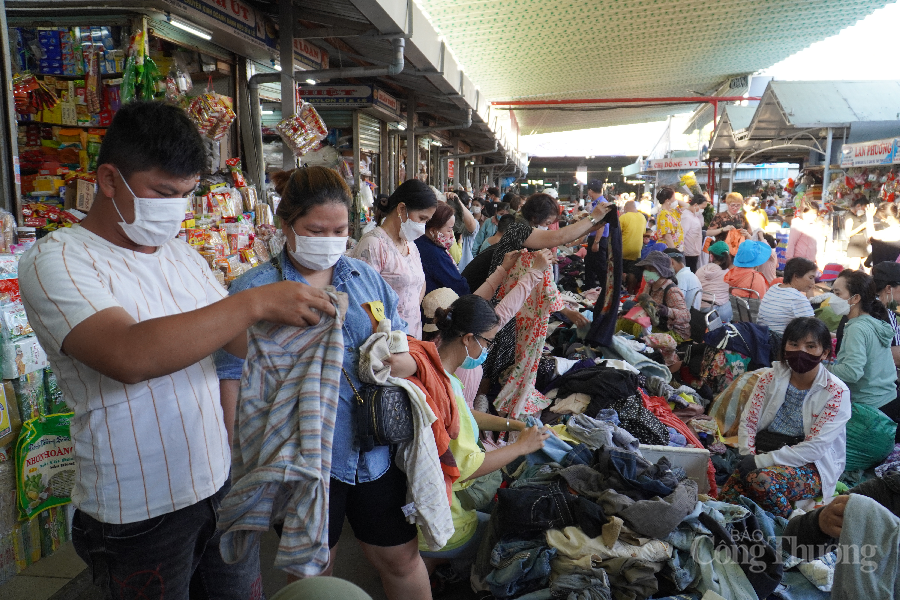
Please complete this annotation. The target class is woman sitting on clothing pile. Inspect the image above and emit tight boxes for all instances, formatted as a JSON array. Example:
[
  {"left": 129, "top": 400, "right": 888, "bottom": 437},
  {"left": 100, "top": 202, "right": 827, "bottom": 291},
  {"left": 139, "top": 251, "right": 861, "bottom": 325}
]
[
  {"left": 696, "top": 240, "right": 733, "bottom": 322},
  {"left": 722, "top": 317, "right": 851, "bottom": 518},
  {"left": 757, "top": 257, "right": 816, "bottom": 336},
  {"left": 627, "top": 250, "right": 692, "bottom": 341},
  {"left": 724, "top": 239, "right": 771, "bottom": 300}
]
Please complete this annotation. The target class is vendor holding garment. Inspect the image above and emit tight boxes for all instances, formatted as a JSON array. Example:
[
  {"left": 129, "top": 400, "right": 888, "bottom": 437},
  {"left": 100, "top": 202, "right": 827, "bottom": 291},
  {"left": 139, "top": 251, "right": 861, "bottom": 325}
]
[
  {"left": 419, "top": 295, "right": 549, "bottom": 569},
  {"left": 722, "top": 317, "right": 851, "bottom": 517},
  {"left": 216, "top": 167, "right": 432, "bottom": 600}
]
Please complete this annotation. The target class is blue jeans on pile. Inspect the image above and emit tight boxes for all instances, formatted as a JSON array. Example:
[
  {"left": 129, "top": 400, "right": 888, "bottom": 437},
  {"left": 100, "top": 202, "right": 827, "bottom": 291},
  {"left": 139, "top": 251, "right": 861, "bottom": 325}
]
[
  {"left": 496, "top": 480, "right": 607, "bottom": 539},
  {"left": 560, "top": 443, "right": 593, "bottom": 468},
  {"left": 524, "top": 416, "right": 574, "bottom": 465},
  {"left": 72, "top": 479, "right": 262, "bottom": 600},
  {"left": 608, "top": 447, "right": 676, "bottom": 497},
  {"left": 485, "top": 537, "right": 557, "bottom": 598}
]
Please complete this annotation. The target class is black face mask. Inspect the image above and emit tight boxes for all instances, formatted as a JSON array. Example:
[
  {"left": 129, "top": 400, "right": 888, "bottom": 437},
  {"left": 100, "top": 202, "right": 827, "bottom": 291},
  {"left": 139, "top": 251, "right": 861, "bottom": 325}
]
[{"left": 784, "top": 350, "right": 823, "bottom": 374}]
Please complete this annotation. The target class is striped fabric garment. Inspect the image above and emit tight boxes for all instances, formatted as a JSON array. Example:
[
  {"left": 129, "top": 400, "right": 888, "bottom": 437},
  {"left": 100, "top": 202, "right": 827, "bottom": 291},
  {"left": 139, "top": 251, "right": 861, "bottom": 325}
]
[{"left": 218, "top": 290, "right": 346, "bottom": 578}]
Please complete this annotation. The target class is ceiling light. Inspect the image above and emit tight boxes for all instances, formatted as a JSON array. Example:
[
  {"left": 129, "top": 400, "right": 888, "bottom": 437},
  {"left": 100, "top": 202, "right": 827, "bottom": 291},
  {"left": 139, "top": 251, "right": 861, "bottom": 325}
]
[
  {"left": 261, "top": 110, "right": 274, "bottom": 115},
  {"left": 305, "top": 79, "right": 317, "bottom": 85},
  {"left": 169, "top": 18, "right": 213, "bottom": 41},
  {"left": 274, "top": 64, "right": 282, "bottom": 71}
]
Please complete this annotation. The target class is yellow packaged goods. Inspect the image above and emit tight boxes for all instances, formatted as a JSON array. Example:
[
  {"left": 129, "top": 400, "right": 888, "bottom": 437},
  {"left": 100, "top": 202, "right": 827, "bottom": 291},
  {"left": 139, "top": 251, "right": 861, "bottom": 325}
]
[
  {"left": 0, "top": 382, "right": 21, "bottom": 447},
  {"left": 240, "top": 248, "right": 259, "bottom": 267}
]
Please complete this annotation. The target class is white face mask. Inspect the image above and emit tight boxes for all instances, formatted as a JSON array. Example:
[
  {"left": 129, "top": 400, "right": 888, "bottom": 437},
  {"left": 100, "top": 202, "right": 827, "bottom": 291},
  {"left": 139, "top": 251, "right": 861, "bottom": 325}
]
[
  {"left": 399, "top": 209, "right": 426, "bottom": 241},
  {"left": 113, "top": 170, "right": 189, "bottom": 247},
  {"left": 472, "top": 207, "right": 482, "bottom": 215},
  {"left": 536, "top": 225, "right": 549, "bottom": 231},
  {"left": 828, "top": 294, "right": 851, "bottom": 316},
  {"left": 289, "top": 231, "right": 347, "bottom": 271}
]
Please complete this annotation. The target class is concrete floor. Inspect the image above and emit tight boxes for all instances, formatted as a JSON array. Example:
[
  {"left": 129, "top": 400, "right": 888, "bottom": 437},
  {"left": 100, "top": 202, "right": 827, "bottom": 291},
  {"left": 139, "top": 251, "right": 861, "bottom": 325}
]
[{"left": 0, "top": 521, "right": 477, "bottom": 600}]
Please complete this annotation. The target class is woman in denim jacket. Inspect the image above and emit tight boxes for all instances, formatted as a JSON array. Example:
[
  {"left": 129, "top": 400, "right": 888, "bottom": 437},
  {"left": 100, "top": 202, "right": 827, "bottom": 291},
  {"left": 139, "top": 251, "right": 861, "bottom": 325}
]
[{"left": 216, "top": 167, "right": 431, "bottom": 599}]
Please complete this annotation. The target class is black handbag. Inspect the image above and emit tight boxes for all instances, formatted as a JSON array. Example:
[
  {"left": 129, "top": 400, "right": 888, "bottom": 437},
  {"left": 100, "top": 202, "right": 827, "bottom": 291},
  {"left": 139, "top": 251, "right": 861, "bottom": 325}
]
[
  {"left": 342, "top": 369, "right": 414, "bottom": 452},
  {"left": 755, "top": 429, "right": 804, "bottom": 453}
]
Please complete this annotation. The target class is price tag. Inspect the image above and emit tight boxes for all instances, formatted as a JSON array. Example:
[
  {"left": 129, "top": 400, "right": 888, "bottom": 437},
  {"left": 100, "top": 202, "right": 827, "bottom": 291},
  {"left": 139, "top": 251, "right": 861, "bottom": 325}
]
[{"left": 365, "top": 301, "right": 386, "bottom": 323}]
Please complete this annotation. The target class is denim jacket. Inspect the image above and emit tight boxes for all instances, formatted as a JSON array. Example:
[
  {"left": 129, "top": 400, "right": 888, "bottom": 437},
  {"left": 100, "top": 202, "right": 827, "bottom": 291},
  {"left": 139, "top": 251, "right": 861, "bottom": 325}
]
[{"left": 215, "top": 251, "right": 408, "bottom": 484}]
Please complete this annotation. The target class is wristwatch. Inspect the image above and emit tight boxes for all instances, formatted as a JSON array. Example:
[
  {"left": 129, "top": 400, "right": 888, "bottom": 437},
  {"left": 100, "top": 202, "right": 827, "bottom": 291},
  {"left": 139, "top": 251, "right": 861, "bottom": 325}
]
[{"left": 588, "top": 216, "right": 598, "bottom": 224}]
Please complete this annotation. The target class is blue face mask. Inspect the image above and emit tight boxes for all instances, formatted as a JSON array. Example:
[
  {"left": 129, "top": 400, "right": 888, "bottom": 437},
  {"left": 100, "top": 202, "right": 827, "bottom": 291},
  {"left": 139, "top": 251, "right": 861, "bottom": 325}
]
[{"left": 461, "top": 337, "right": 488, "bottom": 369}]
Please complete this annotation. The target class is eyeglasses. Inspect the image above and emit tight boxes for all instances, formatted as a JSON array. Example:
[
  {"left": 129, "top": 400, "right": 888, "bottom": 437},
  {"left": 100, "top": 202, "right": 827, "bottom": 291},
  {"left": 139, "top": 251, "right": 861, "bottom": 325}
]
[{"left": 475, "top": 334, "right": 496, "bottom": 350}]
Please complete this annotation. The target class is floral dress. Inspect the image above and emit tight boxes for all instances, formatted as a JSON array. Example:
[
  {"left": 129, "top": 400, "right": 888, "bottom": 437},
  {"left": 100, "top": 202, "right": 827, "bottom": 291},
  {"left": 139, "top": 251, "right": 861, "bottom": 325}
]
[
  {"left": 657, "top": 208, "right": 684, "bottom": 250},
  {"left": 492, "top": 251, "right": 564, "bottom": 418},
  {"left": 352, "top": 226, "right": 425, "bottom": 338}
]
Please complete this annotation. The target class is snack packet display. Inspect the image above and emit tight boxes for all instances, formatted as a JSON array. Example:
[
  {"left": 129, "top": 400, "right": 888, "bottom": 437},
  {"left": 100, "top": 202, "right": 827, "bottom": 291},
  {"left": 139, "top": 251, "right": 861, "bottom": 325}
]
[
  {"left": 0, "top": 303, "right": 33, "bottom": 340},
  {"left": 12, "top": 73, "right": 60, "bottom": 115},
  {"left": 187, "top": 93, "right": 236, "bottom": 141},
  {"left": 15, "top": 414, "right": 75, "bottom": 520},
  {"left": 275, "top": 102, "right": 328, "bottom": 156}
]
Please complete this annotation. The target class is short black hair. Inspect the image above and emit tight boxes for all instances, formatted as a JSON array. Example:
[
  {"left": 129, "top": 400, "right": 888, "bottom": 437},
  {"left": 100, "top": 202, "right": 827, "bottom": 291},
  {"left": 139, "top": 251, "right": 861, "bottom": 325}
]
[
  {"left": 521, "top": 193, "right": 559, "bottom": 227},
  {"left": 783, "top": 257, "right": 817, "bottom": 286},
  {"left": 588, "top": 180, "right": 603, "bottom": 193},
  {"left": 97, "top": 101, "right": 207, "bottom": 178},
  {"left": 482, "top": 202, "right": 497, "bottom": 218},
  {"left": 487, "top": 187, "right": 500, "bottom": 198},
  {"left": 497, "top": 214, "right": 515, "bottom": 233},
  {"left": 781, "top": 317, "right": 832, "bottom": 363},
  {"left": 690, "top": 193, "right": 708, "bottom": 206}
]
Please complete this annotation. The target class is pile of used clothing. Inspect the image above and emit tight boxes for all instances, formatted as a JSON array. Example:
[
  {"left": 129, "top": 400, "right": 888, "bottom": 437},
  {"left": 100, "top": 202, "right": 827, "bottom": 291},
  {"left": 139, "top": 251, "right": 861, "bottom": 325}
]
[{"left": 464, "top": 410, "right": 840, "bottom": 600}]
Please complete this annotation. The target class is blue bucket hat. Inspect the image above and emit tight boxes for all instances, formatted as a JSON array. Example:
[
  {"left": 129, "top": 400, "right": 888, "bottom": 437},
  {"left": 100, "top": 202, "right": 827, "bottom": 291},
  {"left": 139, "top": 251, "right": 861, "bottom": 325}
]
[{"left": 733, "top": 240, "right": 771, "bottom": 268}]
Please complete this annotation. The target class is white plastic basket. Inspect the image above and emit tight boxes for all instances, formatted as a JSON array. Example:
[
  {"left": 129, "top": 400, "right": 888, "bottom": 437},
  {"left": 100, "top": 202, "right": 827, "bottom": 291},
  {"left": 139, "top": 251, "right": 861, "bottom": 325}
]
[{"left": 639, "top": 444, "right": 711, "bottom": 494}]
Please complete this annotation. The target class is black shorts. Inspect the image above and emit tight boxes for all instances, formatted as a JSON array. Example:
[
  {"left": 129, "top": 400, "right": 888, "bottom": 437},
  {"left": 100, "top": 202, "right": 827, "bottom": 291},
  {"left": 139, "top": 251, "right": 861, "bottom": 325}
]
[{"left": 328, "top": 460, "right": 418, "bottom": 548}]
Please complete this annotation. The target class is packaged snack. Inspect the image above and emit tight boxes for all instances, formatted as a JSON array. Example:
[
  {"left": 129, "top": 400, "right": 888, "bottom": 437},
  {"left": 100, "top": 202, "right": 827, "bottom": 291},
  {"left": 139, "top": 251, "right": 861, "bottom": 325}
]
[
  {"left": 252, "top": 237, "right": 271, "bottom": 263},
  {"left": 15, "top": 414, "right": 75, "bottom": 520},
  {"left": 0, "top": 302, "right": 33, "bottom": 339},
  {"left": 275, "top": 102, "right": 328, "bottom": 156},
  {"left": 186, "top": 93, "right": 236, "bottom": 141},
  {"left": 2, "top": 335, "right": 49, "bottom": 379},
  {"left": 239, "top": 186, "right": 258, "bottom": 212},
  {"left": 0, "top": 382, "right": 21, "bottom": 447},
  {"left": 43, "top": 369, "right": 71, "bottom": 415},
  {"left": 226, "top": 157, "right": 246, "bottom": 187},
  {"left": 12, "top": 373, "right": 45, "bottom": 421},
  {"left": 240, "top": 247, "right": 259, "bottom": 267}
]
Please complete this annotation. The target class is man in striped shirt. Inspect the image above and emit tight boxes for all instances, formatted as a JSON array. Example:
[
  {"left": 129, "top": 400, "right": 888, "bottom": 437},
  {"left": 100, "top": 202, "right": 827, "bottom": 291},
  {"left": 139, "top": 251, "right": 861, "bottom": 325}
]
[{"left": 19, "top": 102, "right": 335, "bottom": 599}]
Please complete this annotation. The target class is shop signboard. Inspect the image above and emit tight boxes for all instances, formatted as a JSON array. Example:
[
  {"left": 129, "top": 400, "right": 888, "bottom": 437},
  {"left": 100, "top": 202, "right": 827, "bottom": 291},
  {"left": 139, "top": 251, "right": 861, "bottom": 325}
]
[
  {"left": 160, "top": 0, "right": 277, "bottom": 50},
  {"left": 645, "top": 158, "right": 704, "bottom": 171},
  {"left": 160, "top": 0, "right": 328, "bottom": 69},
  {"left": 840, "top": 137, "right": 900, "bottom": 168},
  {"left": 448, "top": 159, "right": 455, "bottom": 179},
  {"left": 373, "top": 88, "right": 400, "bottom": 116},
  {"left": 297, "top": 86, "right": 373, "bottom": 108},
  {"left": 293, "top": 38, "right": 329, "bottom": 71}
]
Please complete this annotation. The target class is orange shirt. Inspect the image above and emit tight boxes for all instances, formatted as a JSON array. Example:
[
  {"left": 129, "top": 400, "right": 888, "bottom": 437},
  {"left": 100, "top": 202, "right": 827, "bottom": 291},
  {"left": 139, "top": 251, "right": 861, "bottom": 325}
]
[{"left": 724, "top": 267, "right": 770, "bottom": 299}]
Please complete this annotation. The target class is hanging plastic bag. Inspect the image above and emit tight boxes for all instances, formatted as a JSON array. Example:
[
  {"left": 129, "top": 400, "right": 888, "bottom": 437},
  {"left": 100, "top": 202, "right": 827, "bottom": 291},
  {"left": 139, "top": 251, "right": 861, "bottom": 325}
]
[
  {"left": 15, "top": 413, "right": 75, "bottom": 520},
  {"left": 275, "top": 102, "right": 328, "bottom": 156}
]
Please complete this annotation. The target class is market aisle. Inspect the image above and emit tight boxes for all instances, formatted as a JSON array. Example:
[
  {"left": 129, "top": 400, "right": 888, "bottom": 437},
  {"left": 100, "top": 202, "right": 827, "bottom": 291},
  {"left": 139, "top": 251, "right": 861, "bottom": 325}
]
[{"left": 0, "top": 519, "right": 484, "bottom": 600}]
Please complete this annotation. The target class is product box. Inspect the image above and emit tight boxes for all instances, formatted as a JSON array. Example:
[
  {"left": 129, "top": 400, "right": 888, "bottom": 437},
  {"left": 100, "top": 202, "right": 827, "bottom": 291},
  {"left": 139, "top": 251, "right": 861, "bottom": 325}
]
[
  {"left": 0, "top": 382, "right": 21, "bottom": 447},
  {"left": 2, "top": 335, "right": 49, "bottom": 380}
]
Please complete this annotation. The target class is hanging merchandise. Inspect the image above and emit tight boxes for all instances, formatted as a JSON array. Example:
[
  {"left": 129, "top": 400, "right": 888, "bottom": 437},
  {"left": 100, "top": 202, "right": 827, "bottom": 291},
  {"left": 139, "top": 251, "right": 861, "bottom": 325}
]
[
  {"left": 12, "top": 73, "right": 59, "bottom": 115},
  {"left": 186, "top": 92, "right": 236, "bottom": 141},
  {"left": 276, "top": 102, "right": 328, "bottom": 156},
  {"left": 15, "top": 413, "right": 75, "bottom": 520},
  {"left": 120, "top": 30, "right": 161, "bottom": 103}
]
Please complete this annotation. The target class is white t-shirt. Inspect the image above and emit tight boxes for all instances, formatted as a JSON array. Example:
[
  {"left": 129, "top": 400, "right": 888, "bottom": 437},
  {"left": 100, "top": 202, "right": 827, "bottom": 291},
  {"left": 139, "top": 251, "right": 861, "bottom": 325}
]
[
  {"left": 675, "top": 268, "right": 703, "bottom": 310},
  {"left": 19, "top": 226, "right": 230, "bottom": 524},
  {"left": 757, "top": 283, "right": 815, "bottom": 335}
]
